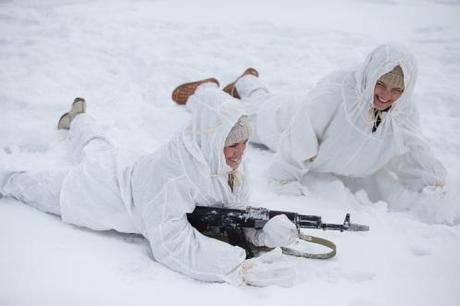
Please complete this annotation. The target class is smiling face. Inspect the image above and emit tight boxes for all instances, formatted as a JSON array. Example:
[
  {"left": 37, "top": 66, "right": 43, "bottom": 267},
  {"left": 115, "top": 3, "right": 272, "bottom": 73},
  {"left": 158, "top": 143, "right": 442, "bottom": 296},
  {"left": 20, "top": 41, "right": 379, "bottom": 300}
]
[
  {"left": 224, "top": 140, "right": 247, "bottom": 170},
  {"left": 373, "top": 79, "right": 404, "bottom": 110}
]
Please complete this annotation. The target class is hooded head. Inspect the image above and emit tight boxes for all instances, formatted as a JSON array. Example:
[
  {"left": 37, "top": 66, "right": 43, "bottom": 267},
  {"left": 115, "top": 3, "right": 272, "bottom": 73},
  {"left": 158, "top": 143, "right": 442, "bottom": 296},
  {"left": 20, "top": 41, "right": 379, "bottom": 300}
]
[
  {"left": 223, "top": 115, "right": 250, "bottom": 170},
  {"left": 373, "top": 65, "right": 405, "bottom": 111},
  {"left": 356, "top": 43, "right": 417, "bottom": 111},
  {"left": 182, "top": 85, "right": 250, "bottom": 177},
  {"left": 344, "top": 43, "right": 418, "bottom": 132}
]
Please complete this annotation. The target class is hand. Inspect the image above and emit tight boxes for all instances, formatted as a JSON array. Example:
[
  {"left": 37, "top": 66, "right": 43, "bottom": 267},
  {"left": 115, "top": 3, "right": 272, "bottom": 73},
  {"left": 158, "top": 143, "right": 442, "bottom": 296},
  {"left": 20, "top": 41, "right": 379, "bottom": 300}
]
[
  {"left": 260, "top": 214, "right": 298, "bottom": 248},
  {"left": 422, "top": 185, "right": 447, "bottom": 195},
  {"left": 270, "top": 180, "right": 310, "bottom": 196},
  {"left": 241, "top": 248, "right": 297, "bottom": 287}
]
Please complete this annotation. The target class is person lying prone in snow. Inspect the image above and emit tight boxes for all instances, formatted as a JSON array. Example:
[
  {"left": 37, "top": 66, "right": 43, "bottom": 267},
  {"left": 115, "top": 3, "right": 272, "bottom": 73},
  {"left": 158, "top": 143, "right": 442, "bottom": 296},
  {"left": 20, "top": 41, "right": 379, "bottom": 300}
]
[
  {"left": 219, "top": 43, "right": 447, "bottom": 209},
  {"left": 0, "top": 86, "right": 299, "bottom": 287}
]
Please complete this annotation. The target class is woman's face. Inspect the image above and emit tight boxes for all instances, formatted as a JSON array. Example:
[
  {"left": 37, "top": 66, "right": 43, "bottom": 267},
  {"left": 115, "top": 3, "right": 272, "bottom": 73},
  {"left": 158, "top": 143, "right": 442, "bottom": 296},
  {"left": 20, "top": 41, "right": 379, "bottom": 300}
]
[
  {"left": 373, "top": 79, "right": 404, "bottom": 110},
  {"left": 224, "top": 140, "right": 247, "bottom": 170}
]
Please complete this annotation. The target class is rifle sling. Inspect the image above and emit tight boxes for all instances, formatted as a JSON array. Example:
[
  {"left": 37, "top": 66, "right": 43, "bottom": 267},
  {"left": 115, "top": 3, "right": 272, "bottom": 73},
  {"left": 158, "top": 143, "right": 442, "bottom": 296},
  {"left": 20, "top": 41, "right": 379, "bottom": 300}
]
[{"left": 280, "top": 233, "right": 336, "bottom": 259}]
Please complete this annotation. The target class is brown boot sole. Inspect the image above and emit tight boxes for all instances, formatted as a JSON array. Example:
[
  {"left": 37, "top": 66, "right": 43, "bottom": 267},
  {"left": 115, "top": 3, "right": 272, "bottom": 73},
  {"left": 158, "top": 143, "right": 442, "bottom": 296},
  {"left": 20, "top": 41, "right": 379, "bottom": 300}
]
[
  {"left": 223, "top": 68, "right": 259, "bottom": 99},
  {"left": 171, "top": 78, "right": 220, "bottom": 105}
]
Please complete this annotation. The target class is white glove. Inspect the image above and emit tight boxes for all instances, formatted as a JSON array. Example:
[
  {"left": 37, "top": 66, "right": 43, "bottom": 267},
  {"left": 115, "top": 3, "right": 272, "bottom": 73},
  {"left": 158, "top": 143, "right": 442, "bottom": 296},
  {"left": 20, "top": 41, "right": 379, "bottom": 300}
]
[
  {"left": 259, "top": 214, "right": 298, "bottom": 248},
  {"left": 270, "top": 180, "right": 310, "bottom": 196},
  {"left": 241, "top": 248, "right": 297, "bottom": 287},
  {"left": 412, "top": 184, "right": 459, "bottom": 225},
  {"left": 421, "top": 185, "right": 447, "bottom": 195}
]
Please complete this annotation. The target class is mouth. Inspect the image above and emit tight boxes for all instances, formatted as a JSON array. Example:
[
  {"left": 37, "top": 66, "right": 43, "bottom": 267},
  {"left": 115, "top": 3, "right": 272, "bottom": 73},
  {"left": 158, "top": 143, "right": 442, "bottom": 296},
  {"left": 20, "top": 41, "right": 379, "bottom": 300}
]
[{"left": 374, "top": 95, "right": 392, "bottom": 107}]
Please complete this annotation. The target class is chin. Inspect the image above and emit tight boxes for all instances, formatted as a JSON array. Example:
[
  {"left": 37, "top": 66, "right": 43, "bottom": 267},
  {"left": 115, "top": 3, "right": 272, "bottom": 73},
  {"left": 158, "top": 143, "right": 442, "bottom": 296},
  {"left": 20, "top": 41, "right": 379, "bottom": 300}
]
[{"left": 228, "top": 162, "right": 240, "bottom": 170}]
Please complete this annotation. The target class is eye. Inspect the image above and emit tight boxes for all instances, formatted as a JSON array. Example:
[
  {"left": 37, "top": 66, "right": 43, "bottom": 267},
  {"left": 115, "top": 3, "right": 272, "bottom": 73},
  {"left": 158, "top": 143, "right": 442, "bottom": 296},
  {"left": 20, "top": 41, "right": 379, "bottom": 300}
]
[
  {"left": 392, "top": 88, "right": 403, "bottom": 94},
  {"left": 376, "top": 81, "right": 385, "bottom": 88}
]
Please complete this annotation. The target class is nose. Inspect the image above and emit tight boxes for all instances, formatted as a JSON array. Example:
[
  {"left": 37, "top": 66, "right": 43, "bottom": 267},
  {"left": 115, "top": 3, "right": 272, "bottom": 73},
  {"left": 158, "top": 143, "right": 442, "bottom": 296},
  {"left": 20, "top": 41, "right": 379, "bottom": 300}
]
[{"left": 380, "top": 88, "right": 391, "bottom": 100}]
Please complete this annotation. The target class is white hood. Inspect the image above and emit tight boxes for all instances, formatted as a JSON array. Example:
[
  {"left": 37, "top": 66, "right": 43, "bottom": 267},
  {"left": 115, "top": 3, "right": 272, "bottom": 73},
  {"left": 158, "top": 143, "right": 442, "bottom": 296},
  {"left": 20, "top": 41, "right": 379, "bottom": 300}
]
[
  {"left": 344, "top": 43, "right": 418, "bottom": 135},
  {"left": 179, "top": 85, "right": 249, "bottom": 205}
]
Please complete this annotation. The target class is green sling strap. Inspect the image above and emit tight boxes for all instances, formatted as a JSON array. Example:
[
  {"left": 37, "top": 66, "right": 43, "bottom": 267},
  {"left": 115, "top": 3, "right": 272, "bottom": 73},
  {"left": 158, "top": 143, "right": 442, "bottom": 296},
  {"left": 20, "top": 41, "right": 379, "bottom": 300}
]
[{"left": 281, "top": 233, "right": 336, "bottom": 259}]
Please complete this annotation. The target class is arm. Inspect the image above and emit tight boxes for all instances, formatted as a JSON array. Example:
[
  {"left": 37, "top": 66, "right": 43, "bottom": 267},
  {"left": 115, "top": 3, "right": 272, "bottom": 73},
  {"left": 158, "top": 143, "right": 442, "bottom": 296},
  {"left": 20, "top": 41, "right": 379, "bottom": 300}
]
[
  {"left": 386, "top": 108, "right": 447, "bottom": 191},
  {"left": 222, "top": 166, "right": 298, "bottom": 248},
  {"left": 386, "top": 133, "right": 446, "bottom": 191},
  {"left": 139, "top": 176, "right": 246, "bottom": 285}
]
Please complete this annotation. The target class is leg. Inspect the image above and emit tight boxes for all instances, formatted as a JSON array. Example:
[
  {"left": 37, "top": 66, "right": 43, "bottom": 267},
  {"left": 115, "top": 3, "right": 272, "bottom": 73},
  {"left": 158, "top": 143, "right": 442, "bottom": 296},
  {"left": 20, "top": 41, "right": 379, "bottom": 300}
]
[
  {"left": 223, "top": 67, "right": 259, "bottom": 99},
  {"left": 0, "top": 170, "right": 67, "bottom": 215},
  {"left": 69, "top": 113, "right": 114, "bottom": 164},
  {"left": 57, "top": 97, "right": 113, "bottom": 163},
  {"left": 234, "top": 74, "right": 273, "bottom": 118},
  {"left": 234, "top": 74, "right": 270, "bottom": 102},
  {"left": 236, "top": 75, "right": 285, "bottom": 149}
]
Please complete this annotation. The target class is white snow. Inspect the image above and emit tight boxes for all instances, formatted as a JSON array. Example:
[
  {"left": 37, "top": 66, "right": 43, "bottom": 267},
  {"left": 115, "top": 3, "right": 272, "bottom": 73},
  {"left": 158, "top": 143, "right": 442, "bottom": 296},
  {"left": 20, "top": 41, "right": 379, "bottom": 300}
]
[{"left": 1, "top": 0, "right": 460, "bottom": 305}]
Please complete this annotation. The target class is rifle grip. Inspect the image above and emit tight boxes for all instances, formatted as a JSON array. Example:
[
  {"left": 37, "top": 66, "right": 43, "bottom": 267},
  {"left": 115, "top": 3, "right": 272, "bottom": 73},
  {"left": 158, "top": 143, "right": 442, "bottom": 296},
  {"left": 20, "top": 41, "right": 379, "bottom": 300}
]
[{"left": 225, "top": 226, "right": 254, "bottom": 259}]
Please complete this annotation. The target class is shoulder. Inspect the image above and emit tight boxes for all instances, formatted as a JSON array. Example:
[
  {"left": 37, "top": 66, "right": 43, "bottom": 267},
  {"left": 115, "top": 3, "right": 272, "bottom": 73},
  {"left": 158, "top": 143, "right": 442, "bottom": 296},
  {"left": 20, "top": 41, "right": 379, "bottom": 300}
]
[{"left": 131, "top": 141, "right": 195, "bottom": 197}]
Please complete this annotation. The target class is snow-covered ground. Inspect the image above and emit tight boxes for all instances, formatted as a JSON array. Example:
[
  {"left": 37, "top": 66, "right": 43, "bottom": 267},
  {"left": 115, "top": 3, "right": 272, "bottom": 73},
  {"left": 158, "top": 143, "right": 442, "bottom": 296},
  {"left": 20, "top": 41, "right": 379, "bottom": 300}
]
[{"left": 1, "top": 0, "right": 460, "bottom": 305}]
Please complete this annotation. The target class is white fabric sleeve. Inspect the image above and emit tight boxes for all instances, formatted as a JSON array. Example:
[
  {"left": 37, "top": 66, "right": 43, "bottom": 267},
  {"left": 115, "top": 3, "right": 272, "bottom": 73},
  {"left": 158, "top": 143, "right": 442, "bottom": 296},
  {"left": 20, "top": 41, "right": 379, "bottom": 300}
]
[
  {"left": 140, "top": 176, "right": 246, "bottom": 286},
  {"left": 241, "top": 248, "right": 297, "bottom": 287},
  {"left": 385, "top": 105, "right": 447, "bottom": 191},
  {"left": 386, "top": 133, "right": 447, "bottom": 192}
]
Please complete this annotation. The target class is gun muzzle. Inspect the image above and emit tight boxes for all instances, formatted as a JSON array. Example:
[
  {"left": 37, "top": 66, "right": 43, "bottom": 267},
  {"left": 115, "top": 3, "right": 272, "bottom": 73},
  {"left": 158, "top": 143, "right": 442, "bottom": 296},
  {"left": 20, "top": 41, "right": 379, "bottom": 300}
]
[
  {"left": 343, "top": 213, "right": 370, "bottom": 231},
  {"left": 346, "top": 223, "right": 370, "bottom": 231}
]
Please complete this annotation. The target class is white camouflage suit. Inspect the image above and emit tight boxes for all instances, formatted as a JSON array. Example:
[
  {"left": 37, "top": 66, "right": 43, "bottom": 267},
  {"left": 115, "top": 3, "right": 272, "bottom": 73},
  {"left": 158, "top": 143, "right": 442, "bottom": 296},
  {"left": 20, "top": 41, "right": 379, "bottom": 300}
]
[
  {"left": 0, "top": 85, "right": 297, "bottom": 286},
  {"left": 235, "top": 44, "right": 447, "bottom": 203}
]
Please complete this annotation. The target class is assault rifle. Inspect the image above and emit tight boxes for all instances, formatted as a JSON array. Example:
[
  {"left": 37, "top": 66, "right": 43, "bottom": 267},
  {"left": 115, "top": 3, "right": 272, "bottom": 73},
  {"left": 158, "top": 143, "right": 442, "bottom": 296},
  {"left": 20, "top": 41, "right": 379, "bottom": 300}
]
[{"left": 187, "top": 206, "right": 369, "bottom": 259}]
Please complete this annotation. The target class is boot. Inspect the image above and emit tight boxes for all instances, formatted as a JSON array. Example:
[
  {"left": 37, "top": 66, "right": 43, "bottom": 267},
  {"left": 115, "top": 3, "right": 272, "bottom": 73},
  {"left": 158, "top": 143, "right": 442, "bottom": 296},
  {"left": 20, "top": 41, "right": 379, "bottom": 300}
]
[
  {"left": 57, "top": 97, "right": 86, "bottom": 130},
  {"left": 223, "top": 68, "right": 259, "bottom": 99},
  {"left": 171, "top": 78, "right": 219, "bottom": 105}
]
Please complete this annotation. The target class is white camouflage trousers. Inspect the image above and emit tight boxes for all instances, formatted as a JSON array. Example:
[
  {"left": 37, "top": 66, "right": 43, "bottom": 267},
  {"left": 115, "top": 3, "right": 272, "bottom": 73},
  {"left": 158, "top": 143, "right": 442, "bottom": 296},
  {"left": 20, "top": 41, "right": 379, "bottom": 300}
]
[{"left": 0, "top": 114, "right": 112, "bottom": 215}]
